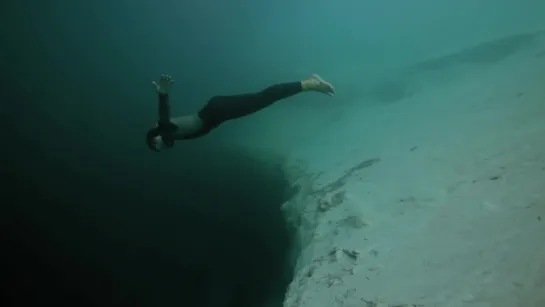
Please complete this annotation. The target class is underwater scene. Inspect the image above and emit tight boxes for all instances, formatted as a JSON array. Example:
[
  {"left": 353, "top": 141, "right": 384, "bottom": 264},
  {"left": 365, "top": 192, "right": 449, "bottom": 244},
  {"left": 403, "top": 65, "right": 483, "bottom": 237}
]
[{"left": 2, "top": 1, "right": 545, "bottom": 306}]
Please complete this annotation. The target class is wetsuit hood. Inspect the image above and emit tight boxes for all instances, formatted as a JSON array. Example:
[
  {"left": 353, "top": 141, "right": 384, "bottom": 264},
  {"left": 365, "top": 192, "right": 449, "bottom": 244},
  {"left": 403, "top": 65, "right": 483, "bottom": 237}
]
[{"left": 146, "top": 127, "right": 161, "bottom": 152}]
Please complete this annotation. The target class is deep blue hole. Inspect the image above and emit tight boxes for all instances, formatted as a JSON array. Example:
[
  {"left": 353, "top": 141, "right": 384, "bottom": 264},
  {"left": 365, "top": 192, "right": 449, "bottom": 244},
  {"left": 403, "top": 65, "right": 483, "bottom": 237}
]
[{"left": 2, "top": 132, "right": 295, "bottom": 307}]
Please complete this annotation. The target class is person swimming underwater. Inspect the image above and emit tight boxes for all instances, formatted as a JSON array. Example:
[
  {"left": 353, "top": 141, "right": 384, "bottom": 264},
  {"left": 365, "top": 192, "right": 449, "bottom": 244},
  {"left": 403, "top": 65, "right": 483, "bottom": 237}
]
[{"left": 146, "top": 74, "right": 335, "bottom": 152}]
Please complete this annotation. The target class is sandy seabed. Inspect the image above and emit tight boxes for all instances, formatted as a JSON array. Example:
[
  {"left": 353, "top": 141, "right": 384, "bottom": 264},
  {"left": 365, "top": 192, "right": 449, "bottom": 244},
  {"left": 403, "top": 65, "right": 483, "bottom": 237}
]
[{"left": 281, "top": 34, "right": 545, "bottom": 307}]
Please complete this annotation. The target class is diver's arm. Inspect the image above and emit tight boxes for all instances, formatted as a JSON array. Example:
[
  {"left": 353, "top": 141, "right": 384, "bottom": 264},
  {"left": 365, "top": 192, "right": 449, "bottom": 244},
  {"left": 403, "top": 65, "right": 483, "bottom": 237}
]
[
  {"left": 147, "top": 74, "right": 176, "bottom": 152},
  {"left": 152, "top": 74, "right": 175, "bottom": 125},
  {"left": 158, "top": 93, "right": 171, "bottom": 125}
]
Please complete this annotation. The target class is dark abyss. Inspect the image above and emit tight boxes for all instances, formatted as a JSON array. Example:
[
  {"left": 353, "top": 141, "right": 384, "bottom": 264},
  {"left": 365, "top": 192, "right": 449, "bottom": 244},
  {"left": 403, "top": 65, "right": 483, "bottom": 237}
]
[{"left": 1, "top": 1, "right": 295, "bottom": 307}]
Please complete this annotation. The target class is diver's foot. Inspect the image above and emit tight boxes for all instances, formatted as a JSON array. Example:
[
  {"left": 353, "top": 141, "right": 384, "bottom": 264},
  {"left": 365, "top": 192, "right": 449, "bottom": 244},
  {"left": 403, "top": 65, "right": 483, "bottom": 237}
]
[{"left": 302, "top": 74, "right": 335, "bottom": 96}]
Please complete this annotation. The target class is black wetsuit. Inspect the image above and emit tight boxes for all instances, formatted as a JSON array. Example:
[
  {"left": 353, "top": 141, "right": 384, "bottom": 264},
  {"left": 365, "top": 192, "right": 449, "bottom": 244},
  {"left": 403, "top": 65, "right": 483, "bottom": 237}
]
[{"left": 146, "top": 81, "right": 302, "bottom": 151}]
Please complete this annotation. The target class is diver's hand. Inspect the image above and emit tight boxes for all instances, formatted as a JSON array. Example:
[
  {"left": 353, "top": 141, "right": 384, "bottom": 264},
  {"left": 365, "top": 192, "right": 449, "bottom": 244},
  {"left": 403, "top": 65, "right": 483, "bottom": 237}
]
[{"left": 152, "top": 74, "right": 175, "bottom": 95}]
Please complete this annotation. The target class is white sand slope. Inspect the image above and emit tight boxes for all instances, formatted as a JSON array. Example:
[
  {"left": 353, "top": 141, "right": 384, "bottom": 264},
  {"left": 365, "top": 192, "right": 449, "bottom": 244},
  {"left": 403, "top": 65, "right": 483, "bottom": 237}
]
[{"left": 282, "top": 34, "right": 545, "bottom": 307}]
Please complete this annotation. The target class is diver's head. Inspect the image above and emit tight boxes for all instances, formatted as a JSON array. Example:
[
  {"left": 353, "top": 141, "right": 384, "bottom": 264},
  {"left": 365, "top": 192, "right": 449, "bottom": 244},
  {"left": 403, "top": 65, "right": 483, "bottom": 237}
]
[
  {"left": 146, "top": 127, "right": 161, "bottom": 152},
  {"left": 146, "top": 126, "right": 175, "bottom": 152}
]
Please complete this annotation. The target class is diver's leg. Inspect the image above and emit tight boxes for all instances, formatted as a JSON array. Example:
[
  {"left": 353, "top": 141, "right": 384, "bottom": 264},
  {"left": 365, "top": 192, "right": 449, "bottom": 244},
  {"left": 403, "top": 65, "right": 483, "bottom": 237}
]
[
  {"left": 203, "top": 82, "right": 303, "bottom": 121},
  {"left": 198, "top": 74, "right": 335, "bottom": 124}
]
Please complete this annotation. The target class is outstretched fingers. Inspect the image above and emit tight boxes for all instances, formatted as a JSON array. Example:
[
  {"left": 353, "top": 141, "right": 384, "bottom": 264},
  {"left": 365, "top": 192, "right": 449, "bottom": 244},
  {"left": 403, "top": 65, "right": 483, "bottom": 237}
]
[{"left": 160, "top": 74, "right": 175, "bottom": 84}]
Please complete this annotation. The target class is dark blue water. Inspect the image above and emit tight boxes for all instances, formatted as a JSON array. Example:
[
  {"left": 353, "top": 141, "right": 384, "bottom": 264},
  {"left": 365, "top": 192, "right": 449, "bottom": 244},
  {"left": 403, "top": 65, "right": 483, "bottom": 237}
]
[{"left": 1, "top": 1, "right": 295, "bottom": 306}]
